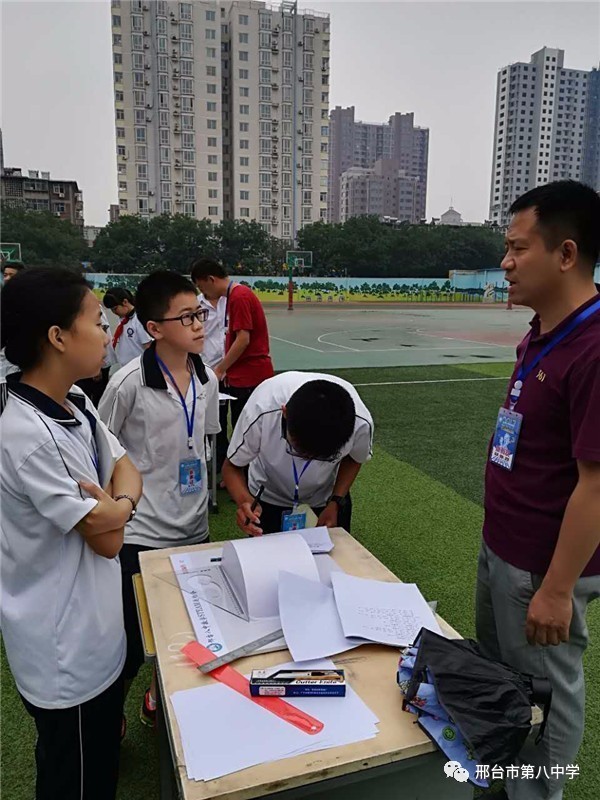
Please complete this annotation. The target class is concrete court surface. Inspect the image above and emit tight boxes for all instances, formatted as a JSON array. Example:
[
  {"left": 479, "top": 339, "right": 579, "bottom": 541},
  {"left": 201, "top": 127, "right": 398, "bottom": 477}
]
[{"left": 264, "top": 304, "right": 531, "bottom": 371}]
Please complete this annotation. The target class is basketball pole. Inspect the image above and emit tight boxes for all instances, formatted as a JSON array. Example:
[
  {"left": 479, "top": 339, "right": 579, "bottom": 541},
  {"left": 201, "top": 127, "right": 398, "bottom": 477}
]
[{"left": 287, "top": 257, "right": 294, "bottom": 312}]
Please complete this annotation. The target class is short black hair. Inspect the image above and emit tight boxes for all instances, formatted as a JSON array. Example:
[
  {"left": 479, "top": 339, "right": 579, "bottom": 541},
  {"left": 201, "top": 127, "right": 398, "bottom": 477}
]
[
  {"left": 1, "top": 267, "right": 90, "bottom": 371},
  {"left": 190, "top": 257, "right": 228, "bottom": 282},
  {"left": 2, "top": 261, "right": 25, "bottom": 275},
  {"left": 103, "top": 286, "right": 135, "bottom": 310},
  {"left": 286, "top": 380, "right": 356, "bottom": 461},
  {"left": 510, "top": 180, "right": 600, "bottom": 268},
  {"left": 135, "top": 270, "right": 198, "bottom": 329}
]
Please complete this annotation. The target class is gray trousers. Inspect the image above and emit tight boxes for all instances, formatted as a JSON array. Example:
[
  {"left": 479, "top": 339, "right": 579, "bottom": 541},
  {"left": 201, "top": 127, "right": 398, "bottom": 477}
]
[{"left": 476, "top": 541, "right": 600, "bottom": 800}]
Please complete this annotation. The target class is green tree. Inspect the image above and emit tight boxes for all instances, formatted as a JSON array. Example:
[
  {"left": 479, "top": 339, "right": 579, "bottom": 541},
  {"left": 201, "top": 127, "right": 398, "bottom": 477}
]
[{"left": 1, "top": 204, "right": 88, "bottom": 269}]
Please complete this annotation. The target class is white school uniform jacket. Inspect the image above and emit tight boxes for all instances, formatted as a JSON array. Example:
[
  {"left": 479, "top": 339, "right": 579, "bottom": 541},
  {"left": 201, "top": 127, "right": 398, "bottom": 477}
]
[
  {"left": 113, "top": 311, "right": 152, "bottom": 367},
  {"left": 0, "top": 379, "right": 127, "bottom": 709},
  {"left": 227, "top": 371, "right": 374, "bottom": 508},
  {"left": 99, "top": 343, "right": 220, "bottom": 548}
]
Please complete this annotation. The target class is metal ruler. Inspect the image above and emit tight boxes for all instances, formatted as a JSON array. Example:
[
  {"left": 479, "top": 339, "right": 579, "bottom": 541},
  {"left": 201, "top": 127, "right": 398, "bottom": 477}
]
[{"left": 198, "top": 627, "right": 284, "bottom": 673}]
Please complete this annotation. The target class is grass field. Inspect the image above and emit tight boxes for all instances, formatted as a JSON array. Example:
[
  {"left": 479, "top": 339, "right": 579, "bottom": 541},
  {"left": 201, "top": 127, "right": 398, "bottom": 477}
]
[{"left": 2, "top": 361, "right": 598, "bottom": 799}]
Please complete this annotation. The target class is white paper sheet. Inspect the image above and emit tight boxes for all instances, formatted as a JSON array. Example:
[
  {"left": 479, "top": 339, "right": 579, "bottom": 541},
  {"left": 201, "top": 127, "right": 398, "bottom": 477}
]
[
  {"left": 278, "top": 571, "right": 363, "bottom": 662},
  {"left": 331, "top": 573, "right": 443, "bottom": 647},
  {"left": 273, "top": 526, "right": 334, "bottom": 554},
  {"left": 222, "top": 534, "right": 319, "bottom": 620},
  {"left": 170, "top": 658, "right": 380, "bottom": 781},
  {"left": 218, "top": 392, "right": 236, "bottom": 401}
]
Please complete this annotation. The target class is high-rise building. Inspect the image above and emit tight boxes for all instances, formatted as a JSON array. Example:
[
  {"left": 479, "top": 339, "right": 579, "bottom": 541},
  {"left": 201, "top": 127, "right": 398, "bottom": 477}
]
[
  {"left": 489, "top": 47, "right": 595, "bottom": 226},
  {"left": 111, "top": 0, "right": 330, "bottom": 241},
  {"left": 582, "top": 66, "right": 600, "bottom": 193},
  {"left": 1, "top": 168, "right": 84, "bottom": 228},
  {"left": 339, "top": 160, "right": 420, "bottom": 223},
  {"left": 328, "top": 107, "right": 428, "bottom": 223}
]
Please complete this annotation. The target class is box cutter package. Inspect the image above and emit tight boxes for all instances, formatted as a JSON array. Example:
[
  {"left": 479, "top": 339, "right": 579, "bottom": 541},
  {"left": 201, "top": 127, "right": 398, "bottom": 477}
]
[{"left": 249, "top": 668, "right": 346, "bottom": 697}]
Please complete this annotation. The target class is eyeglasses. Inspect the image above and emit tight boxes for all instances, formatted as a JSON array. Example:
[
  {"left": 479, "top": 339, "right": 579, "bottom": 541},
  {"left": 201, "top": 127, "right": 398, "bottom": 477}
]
[
  {"left": 281, "top": 418, "right": 341, "bottom": 463},
  {"left": 154, "top": 309, "right": 209, "bottom": 326}
]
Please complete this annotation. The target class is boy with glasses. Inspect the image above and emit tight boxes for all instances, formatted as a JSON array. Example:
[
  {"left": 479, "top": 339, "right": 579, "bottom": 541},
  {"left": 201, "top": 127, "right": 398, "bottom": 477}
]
[
  {"left": 99, "top": 271, "right": 220, "bottom": 728},
  {"left": 222, "top": 372, "right": 374, "bottom": 536}
]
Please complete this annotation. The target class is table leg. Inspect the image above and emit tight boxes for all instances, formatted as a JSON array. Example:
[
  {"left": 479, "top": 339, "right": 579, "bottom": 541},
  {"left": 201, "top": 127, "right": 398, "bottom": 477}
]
[
  {"left": 210, "top": 433, "right": 218, "bottom": 513},
  {"left": 156, "top": 669, "right": 178, "bottom": 800}
]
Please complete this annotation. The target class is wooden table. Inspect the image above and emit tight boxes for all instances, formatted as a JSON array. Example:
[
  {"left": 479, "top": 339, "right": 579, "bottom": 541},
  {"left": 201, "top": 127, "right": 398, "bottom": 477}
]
[{"left": 139, "top": 530, "right": 471, "bottom": 800}]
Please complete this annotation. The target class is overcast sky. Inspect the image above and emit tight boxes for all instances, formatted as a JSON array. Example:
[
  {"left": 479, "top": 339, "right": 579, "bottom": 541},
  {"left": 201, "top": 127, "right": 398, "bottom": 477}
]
[{"left": 1, "top": 1, "right": 599, "bottom": 226}]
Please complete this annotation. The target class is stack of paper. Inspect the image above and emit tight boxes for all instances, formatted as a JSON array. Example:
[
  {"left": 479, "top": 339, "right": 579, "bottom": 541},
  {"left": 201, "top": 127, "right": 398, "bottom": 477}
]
[
  {"left": 273, "top": 526, "right": 334, "bottom": 554},
  {"left": 279, "top": 572, "right": 363, "bottom": 662},
  {"left": 171, "top": 658, "right": 379, "bottom": 781},
  {"left": 332, "top": 573, "right": 443, "bottom": 647}
]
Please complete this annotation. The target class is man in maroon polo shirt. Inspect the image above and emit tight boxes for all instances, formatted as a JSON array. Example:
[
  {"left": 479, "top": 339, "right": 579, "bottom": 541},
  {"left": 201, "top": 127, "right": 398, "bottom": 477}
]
[
  {"left": 190, "top": 257, "right": 274, "bottom": 429},
  {"left": 477, "top": 180, "right": 600, "bottom": 800}
]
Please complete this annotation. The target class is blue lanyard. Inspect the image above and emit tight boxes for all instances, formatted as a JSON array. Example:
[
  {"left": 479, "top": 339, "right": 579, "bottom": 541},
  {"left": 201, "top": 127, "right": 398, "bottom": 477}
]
[
  {"left": 156, "top": 355, "right": 197, "bottom": 449},
  {"left": 509, "top": 298, "right": 600, "bottom": 409},
  {"left": 292, "top": 457, "right": 312, "bottom": 507}
]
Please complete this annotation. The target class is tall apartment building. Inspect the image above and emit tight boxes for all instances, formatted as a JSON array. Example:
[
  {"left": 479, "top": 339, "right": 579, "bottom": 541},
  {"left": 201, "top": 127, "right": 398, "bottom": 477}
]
[
  {"left": 1, "top": 167, "right": 84, "bottom": 228},
  {"left": 339, "top": 161, "right": 420, "bottom": 223},
  {"left": 489, "top": 47, "right": 597, "bottom": 226},
  {"left": 111, "top": 0, "right": 330, "bottom": 241},
  {"left": 582, "top": 66, "right": 600, "bottom": 192},
  {"left": 328, "top": 107, "right": 428, "bottom": 223}
]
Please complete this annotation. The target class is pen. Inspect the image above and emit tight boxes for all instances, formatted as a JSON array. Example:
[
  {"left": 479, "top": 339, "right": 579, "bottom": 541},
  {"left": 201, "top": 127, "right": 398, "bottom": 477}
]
[{"left": 245, "top": 485, "right": 264, "bottom": 526}]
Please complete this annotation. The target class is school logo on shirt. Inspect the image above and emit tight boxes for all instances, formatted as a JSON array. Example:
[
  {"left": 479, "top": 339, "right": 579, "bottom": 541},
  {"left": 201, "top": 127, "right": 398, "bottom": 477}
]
[
  {"left": 127, "top": 327, "right": 134, "bottom": 338},
  {"left": 536, "top": 369, "right": 546, "bottom": 382}
]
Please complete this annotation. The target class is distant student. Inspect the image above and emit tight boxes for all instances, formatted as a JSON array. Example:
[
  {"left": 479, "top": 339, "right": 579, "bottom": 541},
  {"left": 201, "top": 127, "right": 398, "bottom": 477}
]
[
  {"left": 222, "top": 372, "right": 373, "bottom": 536},
  {"left": 196, "top": 289, "right": 229, "bottom": 470},
  {"left": 191, "top": 257, "right": 274, "bottom": 427},
  {"left": 103, "top": 287, "right": 152, "bottom": 367},
  {"left": 1, "top": 259, "right": 25, "bottom": 283},
  {"left": 99, "top": 271, "right": 220, "bottom": 727},
  {"left": 0, "top": 267, "right": 142, "bottom": 800}
]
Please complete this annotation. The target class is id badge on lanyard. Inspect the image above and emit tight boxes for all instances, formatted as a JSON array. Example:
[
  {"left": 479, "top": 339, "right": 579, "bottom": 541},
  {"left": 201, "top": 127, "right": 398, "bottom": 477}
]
[
  {"left": 489, "top": 297, "right": 600, "bottom": 471},
  {"left": 281, "top": 458, "right": 311, "bottom": 531},
  {"left": 156, "top": 354, "right": 202, "bottom": 495}
]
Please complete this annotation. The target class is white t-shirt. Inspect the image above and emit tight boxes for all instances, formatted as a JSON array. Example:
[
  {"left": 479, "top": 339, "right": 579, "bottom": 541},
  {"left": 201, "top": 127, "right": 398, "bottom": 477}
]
[
  {"left": 227, "top": 372, "right": 374, "bottom": 507},
  {"left": 0, "top": 382, "right": 127, "bottom": 709},
  {"left": 113, "top": 312, "right": 152, "bottom": 366},
  {"left": 197, "top": 294, "right": 226, "bottom": 369},
  {"left": 99, "top": 345, "right": 221, "bottom": 548}
]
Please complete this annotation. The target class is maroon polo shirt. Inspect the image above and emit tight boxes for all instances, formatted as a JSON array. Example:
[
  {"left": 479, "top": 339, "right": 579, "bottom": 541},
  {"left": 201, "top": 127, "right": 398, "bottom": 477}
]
[{"left": 483, "top": 292, "right": 600, "bottom": 577}]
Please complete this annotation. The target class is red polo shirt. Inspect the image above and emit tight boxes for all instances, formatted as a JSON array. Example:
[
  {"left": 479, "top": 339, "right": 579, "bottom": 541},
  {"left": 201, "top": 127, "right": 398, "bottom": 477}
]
[
  {"left": 483, "top": 293, "right": 600, "bottom": 577},
  {"left": 225, "top": 284, "right": 274, "bottom": 388}
]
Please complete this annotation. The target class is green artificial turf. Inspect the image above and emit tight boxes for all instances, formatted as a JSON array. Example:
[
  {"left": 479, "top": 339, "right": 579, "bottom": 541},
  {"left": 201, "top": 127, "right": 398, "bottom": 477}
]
[{"left": 1, "top": 363, "right": 597, "bottom": 799}]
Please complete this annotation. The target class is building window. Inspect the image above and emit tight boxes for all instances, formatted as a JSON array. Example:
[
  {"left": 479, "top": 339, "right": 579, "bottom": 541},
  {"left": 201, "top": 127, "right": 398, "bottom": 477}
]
[
  {"left": 239, "top": 51, "right": 249, "bottom": 62},
  {"left": 205, "top": 28, "right": 216, "bottom": 40},
  {"left": 239, "top": 69, "right": 249, "bottom": 79},
  {"left": 240, "top": 190, "right": 250, "bottom": 200},
  {"left": 239, "top": 33, "right": 249, "bottom": 44},
  {"left": 208, "top": 137, "right": 217, "bottom": 147},
  {"left": 207, "top": 83, "right": 217, "bottom": 94},
  {"left": 116, "top": 127, "right": 125, "bottom": 139},
  {"left": 208, "top": 172, "right": 218, "bottom": 182},
  {"left": 240, "top": 86, "right": 249, "bottom": 97},
  {"left": 206, "top": 9, "right": 215, "bottom": 21},
  {"left": 179, "top": 2, "right": 192, "bottom": 20},
  {"left": 240, "top": 156, "right": 250, "bottom": 166},
  {"left": 208, "top": 206, "right": 218, "bottom": 216},
  {"left": 114, "top": 72, "right": 123, "bottom": 84},
  {"left": 240, "top": 208, "right": 250, "bottom": 217},
  {"left": 116, "top": 109, "right": 125, "bottom": 120},
  {"left": 240, "top": 174, "right": 249, "bottom": 184},
  {"left": 112, "top": 14, "right": 121, "bottom": 27},
  {"left": 240, "top": 139, "right": 249, "bottom": 149},
  {"left": 240, "top": 122, "right": 249, "bottom": 132},
  {"left": 135, "top": 127, "right": 146, "bottom": 143},
  {"left": 207, "top": 101, "right": 217, "bottom": 112},
  {"left": 240, "top": 104, "right": 249, "bottom": 115},
  {"left": 136, "top": 145, "right": 147, "bottom": 160}
]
